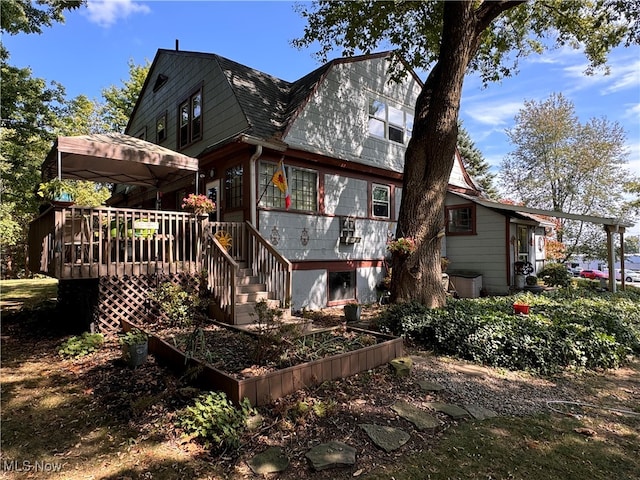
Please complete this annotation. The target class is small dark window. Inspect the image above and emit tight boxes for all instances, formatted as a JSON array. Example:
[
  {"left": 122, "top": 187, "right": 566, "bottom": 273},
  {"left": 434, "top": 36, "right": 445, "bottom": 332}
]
[
  {"left": 225, "top": 165, "right": 243, "bottom": 209},
  {"left": 178, "top": 87, "right": 203, "bottom": 149},
  {"left": 152, "top": 74, "right": 168, "bottom": 92},
  {"left": 156, "top": 112, "right": 167, "bottom": 143},
  {"left": 446, "top": 204, "right": 476, "bottom": 235},
  {"left": 328, "top": 271, "right": 356, "bottom": 302}
]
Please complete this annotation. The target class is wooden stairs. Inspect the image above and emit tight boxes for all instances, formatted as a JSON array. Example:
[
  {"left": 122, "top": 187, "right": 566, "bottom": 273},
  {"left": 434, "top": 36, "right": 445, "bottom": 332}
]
[{"left": 233, "top": 262, "right": 281, "bottom": 325}]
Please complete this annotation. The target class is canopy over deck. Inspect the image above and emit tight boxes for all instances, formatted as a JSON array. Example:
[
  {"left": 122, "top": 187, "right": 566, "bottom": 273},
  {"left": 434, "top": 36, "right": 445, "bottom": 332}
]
[{"left": 42, "top": 133, "right": 198, "bottom": 187}]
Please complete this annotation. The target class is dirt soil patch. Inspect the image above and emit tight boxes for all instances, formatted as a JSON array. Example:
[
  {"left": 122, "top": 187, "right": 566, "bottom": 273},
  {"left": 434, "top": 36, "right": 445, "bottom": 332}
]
[
  {"left": 2, "top": 304, "right": 639, "bottom": 479},
  {"left": 150, "top": 320, "right": 381, "bottom": 380}
]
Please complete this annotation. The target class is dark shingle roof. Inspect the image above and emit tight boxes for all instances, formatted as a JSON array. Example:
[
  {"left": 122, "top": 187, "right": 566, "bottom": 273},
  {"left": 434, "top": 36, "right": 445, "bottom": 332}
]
[
  {"left": 131, "top": 49, "right": 396, "bottom": 147},
  {"left": 214, "top": 54, "right": 293, "bottom": 141}
]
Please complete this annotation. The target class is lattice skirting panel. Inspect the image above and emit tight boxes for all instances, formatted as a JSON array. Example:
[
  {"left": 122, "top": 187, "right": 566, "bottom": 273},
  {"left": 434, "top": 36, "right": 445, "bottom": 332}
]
[{"left": 96, "top": 273, "right": 202, "bottom": 334}]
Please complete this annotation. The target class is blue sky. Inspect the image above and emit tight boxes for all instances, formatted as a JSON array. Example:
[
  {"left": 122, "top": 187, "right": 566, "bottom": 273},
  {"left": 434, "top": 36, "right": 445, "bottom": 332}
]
[{"left": 5, "top": 0, "right": 640, "bottom": 230}]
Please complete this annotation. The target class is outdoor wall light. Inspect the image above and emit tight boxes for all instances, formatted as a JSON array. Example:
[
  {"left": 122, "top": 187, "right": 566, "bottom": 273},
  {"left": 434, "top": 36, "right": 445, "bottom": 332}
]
[
  {"left": 270, "top": 226, "right": 280, "bottom": 245},
  {"left": 300, "top": 227, "right": 309, "bottom": 246}
]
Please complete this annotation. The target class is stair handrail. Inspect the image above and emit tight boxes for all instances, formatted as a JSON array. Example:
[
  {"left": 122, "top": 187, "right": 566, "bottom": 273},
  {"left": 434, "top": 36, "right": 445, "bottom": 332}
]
[
  {"left": 205, "top": 231, "right": 238, "bottom": 323},
  {"left": 245, "top": 221, "right": 292, "bottom": 309}
]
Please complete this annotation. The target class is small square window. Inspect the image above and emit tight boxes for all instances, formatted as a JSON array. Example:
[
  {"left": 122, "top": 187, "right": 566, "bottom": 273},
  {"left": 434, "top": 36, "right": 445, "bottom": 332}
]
[
  {"left": 446, "top": 205, "right": 476, "bottom": 235},
  {"left": 328, "top": 271, "right": 356, "bottom": 302},
  {"left": 372, "top": 184, "right": 390, "bottom": 218}
]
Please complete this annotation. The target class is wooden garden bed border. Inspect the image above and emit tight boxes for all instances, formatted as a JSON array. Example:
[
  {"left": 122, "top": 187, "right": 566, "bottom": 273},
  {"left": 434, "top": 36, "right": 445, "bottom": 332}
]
[{"left": 121, "top": 318, "right": 403, "bottom": 406}]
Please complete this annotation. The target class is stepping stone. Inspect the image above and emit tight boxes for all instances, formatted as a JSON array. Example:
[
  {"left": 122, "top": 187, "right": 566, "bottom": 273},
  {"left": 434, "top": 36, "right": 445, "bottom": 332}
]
[
  {"left": 246, "top": 412, "right": 264, "bottom": 431},
  {"left": 305, "top": 441, "right": 356, "bottom": 471},
  {"left": 359, "top": 423, "right": 410, "bottom": 452},
  {"left": 417, "top": 379, "right": 446, "bottom": 392},
  {"left": 464, "top": 404, "right": 498, "bottom": 420},
  {"left": 390, "top": 356, "right": 413, "bottom": 377},
  {"left": 424, "top": 402, "right": 470, "bottom": 419},
  {"left": 247, "top": 447, "right": 289, "bottom": 475},
  {"left": 391, "top": 400, "right": 441, "bottom": 431},
  {"left": 409, "top": 354, "right": 431, "bottom": 365},
  {"left": 452, "top": 364, "right": 486, "bottom": 377}
]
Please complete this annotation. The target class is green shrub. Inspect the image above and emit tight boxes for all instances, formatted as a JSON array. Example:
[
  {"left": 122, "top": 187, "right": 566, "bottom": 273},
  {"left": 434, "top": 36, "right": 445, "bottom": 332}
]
[
  {"left": 58, "top": 332, "right": 104, "bottom": 358},
  {"left": 376, "top": 287, "right": 639, "bottom": 374},
  {"left": 538, "top": 263, "right": 572, "bottom": 287},
  {"left": 177, "top": 392, "right": 256, "bottom": 451},
  {"left": 119, "top": 328, "right": 148, "bottom": 346},
  {"left": 148, "top": 282, "right": 201, "bottom": 326}
]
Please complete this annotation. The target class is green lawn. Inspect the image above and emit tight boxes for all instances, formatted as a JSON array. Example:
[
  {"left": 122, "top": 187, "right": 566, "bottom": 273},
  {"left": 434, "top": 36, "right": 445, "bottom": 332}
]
[{"left": 0, "top": 277, "right": 58, "bottom": 311}]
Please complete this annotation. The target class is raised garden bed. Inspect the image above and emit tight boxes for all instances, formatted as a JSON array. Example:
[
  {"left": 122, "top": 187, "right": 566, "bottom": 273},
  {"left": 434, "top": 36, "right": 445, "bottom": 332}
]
[{"left": 121, "top": 318, "right": 403, "bottom": 406}]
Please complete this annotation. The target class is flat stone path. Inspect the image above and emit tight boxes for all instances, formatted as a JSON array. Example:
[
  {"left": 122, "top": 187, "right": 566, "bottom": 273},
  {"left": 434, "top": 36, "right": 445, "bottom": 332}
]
[{"left": 246, "top": 357, "right": 501, "bottom": 473}]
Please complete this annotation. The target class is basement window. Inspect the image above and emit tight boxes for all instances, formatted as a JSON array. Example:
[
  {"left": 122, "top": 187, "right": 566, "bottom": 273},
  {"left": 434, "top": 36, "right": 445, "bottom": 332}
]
[{"left": 328, "top": 271, "right": 356, "bottom": 302}]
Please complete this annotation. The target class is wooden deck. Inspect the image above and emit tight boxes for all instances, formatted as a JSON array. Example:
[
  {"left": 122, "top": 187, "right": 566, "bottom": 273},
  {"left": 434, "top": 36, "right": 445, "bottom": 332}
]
[
  {"left": 28, "top": 206, "right": 292, "bottom": 328},
  {"left": 28, "top": 206, "right": 207, "bottom": 278}
]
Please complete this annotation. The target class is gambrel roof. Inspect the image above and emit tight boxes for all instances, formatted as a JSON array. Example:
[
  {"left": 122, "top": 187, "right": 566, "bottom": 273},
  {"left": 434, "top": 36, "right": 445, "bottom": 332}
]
[{"left": 127, "top": 50, "right": 418, "bottom": 151}]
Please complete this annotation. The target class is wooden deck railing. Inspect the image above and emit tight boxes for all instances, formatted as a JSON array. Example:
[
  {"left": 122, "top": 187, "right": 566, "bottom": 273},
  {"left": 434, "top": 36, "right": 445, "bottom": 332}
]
[
  {"left": 28, "top": 205, "right": 206, "bottom": 279},
  {"left": 246, "top": 222, "right": 292, "bottom": 309},
  {"left": 204, "top": 230, "right": 239, "bottom": 324},
  {"left": 29, "top": 209, "right": 292, "bottom": 324},
  {"left": 203, "top": 221, "right": 292, "bottom": 323}
]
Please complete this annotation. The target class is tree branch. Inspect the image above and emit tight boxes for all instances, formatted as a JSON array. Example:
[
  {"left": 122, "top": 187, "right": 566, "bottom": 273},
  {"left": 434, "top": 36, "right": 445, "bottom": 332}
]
[{"left": 475, "top": 0, "right": 526, "bottom": 32}]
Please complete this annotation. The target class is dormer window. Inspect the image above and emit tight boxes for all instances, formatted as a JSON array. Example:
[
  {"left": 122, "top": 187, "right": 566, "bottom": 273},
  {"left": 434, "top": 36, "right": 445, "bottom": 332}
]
[{"left": 368, "top": 99, "right": 414, "bottom": 145}]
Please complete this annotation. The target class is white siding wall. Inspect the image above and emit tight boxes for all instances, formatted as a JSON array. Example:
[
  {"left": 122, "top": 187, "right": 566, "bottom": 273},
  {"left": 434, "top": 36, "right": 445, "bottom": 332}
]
[
  {"left": 284, "top": 57, "right": 421, "bottom": 172},
  {"left": 444, "top": 194, "right": 509, "bottom": 294},
  {"left": 259, "top": 211, "right": 392, "bottom": 262},
  {"left": 292, "top": 267, "right": 382, "bottom": 311},
  {"left": 292, "top": 270, "right": 327, "bottom": 310},
  {"left": 448, "top": 154, "right": 472, "bottom": 190},
  {"left": 128, "top": 51, "right": 249, "bottom": 158}
]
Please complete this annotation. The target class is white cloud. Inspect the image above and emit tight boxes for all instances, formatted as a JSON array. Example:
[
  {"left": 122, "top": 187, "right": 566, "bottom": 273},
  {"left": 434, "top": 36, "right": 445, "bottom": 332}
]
[
  {"left": 622, "top": 103, "right": 640, "bottom": 121},
  {"left": 85, "top": 0, "right": 150, "bottom": 28},
  {"left": 601, "top": 59, "right": 640, "bottom": 94},
  {"left": 464, "top": 101, "right": 523, "bottom": 126},
  {"left": 561, "top": 52, "right": 640, "bottom": 95}
]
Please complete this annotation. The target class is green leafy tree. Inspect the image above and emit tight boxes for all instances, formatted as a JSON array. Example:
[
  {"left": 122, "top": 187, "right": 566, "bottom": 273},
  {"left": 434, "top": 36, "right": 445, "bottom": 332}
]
[
  {"left": 0, "top": 0, "right": 83, "bottom": 35},
  {"left": 0, "top": 51, "right": 65, "bottom": 275},
  {"left": 294, "top": 1, "right": 639, "bottom": 307},
  {"left": 457, "top": 121, "right": 497, "bottom": 198},
  {"left": 499, "top": 93, "right": 633, "bottom": 261},
  {"left": 624, "top": 235, "right": 639, "bottom": 255},
  {"left": 101, "top": 59, "right": 150, "bottom": 133},
  {"left": 1, "top": 0, "right": 84, "bottom": 276}
]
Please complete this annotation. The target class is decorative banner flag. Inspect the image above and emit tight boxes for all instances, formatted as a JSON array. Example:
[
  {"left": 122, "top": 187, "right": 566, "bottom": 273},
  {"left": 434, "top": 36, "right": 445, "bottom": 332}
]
[{"left": 271, "top": 159, "right": 291, "bottom": 209}]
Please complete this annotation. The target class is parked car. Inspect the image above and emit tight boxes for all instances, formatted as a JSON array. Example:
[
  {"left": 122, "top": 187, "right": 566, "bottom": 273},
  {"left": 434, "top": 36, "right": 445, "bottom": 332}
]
[
  {"left": 570, "top": 267, "right": 584, "bottom": 277},
  {"left": 615, "top": 269, "right": 640, "bottom": 282},
  {"left": 579, "top": 269, "right": 608, "bottom": 279}
]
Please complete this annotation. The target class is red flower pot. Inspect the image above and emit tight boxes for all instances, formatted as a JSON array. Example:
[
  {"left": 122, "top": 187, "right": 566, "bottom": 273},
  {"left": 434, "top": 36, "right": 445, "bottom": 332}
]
[{"left": 513, "top": 304, "right": 530, "bottom": 315}]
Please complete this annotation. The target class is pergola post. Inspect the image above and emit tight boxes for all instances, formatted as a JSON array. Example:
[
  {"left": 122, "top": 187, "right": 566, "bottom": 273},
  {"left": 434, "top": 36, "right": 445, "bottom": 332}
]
[{"left": 605, "top": 224, "right": 626, "bottom": 292}]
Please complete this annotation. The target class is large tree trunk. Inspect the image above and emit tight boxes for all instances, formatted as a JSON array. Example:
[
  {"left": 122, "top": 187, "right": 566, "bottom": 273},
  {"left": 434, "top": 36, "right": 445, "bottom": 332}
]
[{"left": 391, "top": 2, "right": 503, "bottom": 307}]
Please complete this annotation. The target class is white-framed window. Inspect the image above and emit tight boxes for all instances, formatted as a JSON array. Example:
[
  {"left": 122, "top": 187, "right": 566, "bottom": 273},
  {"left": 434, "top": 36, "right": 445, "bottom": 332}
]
[
  {"left": 368, "top": 99, "right": 414, "bottom": 144},
  {"left": 258, "top": 161, "right": 318, "bottom": 211},
  {"left": 372, "top": 184, "right": 390, "bottom": 218}
]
